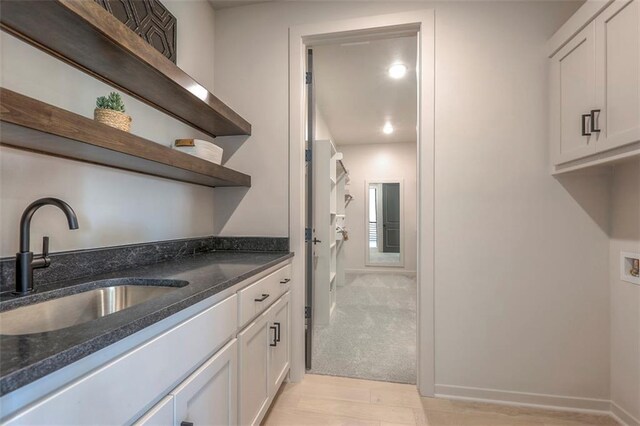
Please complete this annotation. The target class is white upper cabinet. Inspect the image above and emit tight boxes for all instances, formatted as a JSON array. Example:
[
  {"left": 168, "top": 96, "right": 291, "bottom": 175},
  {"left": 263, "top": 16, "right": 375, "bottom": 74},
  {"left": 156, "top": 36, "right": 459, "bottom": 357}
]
[
  {"left": 551, "top": 22, "right": 597, "bottom": 164},
  {"left": 549, "top": 0, "right": 640, "bottom": 171},
  {"left": 595, "top": 0, "right": 640, "bottom": 152}
]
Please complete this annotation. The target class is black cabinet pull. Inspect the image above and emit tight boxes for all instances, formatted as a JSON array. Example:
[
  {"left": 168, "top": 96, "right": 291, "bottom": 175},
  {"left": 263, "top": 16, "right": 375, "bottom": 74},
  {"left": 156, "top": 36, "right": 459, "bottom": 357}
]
[
  {"left": 280, "top": 278, "right": 291, "bottom": 284},
  {"left": 274, "top": 322, "right": 281, "bottom": 342},
  {"left": 590, "top": 109, "right": 601, "bottom": 133},
  {"left": 254, "top": 293, "right": 269, "bottom": 302},
  {"left": 582, "top": 114, "right": 591, "bottom": 136},
  {"left": 269, "top": 326, "right": 278, "bottom": 346},
  {"left": 181, "top": 422, "right": 194, "bottom": 426}
]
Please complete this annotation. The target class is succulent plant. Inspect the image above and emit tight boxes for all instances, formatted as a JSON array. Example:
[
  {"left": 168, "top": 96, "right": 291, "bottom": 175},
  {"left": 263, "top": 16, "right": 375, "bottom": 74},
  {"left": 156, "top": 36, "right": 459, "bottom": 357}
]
[{"left": 96, "top": 92, "right": 126, "bottom": 113}]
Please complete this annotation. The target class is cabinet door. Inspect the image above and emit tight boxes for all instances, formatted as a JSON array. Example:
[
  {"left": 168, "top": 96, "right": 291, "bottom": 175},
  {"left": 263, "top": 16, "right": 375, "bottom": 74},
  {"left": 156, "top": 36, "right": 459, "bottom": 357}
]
[
  {"left": 595, "top": 0, "right": 640, "bottom": 152},
  {"left": 268, "top": 292, "right": 291, "bottom": 396},
  {"left": 550, "top": 22, "right": 597, "bottom": 164},
  {"left": 238, "top": 309, "right": 271, "bottom": 426},
  {"left": 133, "top": 396, "right": 174, "bottom": 426},
  {"left": 172, "top": 339, "right": 238, "bottom": 426}
]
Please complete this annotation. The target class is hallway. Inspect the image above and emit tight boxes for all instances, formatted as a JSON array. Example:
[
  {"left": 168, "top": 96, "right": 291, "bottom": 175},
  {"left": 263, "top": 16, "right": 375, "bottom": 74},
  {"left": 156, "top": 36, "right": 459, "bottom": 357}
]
[{"left": 310, "top": 273, "right": 417, "bottom": 384}]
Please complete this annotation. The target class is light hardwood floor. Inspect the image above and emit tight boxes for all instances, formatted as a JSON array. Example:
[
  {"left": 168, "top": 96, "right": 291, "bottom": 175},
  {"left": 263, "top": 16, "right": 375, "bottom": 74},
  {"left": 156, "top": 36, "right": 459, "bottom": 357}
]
[{"left": 262, "top": 374, "right": 619, "bottom": 426}]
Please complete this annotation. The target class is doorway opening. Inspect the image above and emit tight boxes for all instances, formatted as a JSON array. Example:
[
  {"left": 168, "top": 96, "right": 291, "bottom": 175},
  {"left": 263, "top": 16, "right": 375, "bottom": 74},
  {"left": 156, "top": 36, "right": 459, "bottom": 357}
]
[
  {"left": 306, "top": 34, "right": 418, "bottom": 384},
  {"left": 289, "top": 10, "right": 435, "bottom": 396}
]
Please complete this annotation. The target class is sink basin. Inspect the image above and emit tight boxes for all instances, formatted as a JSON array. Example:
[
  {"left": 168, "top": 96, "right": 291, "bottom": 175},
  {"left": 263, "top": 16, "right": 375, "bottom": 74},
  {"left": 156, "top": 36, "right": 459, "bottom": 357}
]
[{"left": 0, "top": 281, "right": 186, "bottom": 336}]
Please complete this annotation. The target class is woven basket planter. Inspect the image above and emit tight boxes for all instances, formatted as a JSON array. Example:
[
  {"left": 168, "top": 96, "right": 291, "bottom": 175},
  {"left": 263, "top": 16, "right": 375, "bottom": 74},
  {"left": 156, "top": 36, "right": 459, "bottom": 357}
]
[{"left": 94, "top": 108, "right": 131, "bottom": 132}]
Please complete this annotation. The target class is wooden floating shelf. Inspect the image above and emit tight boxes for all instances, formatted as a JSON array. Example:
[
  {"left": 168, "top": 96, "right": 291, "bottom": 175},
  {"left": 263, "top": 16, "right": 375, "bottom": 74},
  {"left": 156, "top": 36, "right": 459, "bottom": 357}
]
[
  {"left": 0, "top": 88, "right": 251, "bottom": 188},
  {"left": 0, "top": 0, "right": 250, "bottom": 138}
]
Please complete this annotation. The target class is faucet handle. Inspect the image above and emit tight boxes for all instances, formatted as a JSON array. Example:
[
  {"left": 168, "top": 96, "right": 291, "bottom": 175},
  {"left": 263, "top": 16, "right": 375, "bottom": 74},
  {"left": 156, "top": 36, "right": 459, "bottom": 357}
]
[{"left": 42, "top": 236, "right": 49, "bottom": 258}]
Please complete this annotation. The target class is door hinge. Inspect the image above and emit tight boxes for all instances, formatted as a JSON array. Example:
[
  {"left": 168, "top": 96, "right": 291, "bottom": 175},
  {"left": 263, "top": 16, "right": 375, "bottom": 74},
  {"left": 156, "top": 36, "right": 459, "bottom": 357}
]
[
  {"left": 305, "top": 71, "right": 312, "bottom": 84},
  {"left": 305, "top": 306, "right": 311, "bottom": 319},
  {"left": 305, "top": 227, "right": 312, "bottom": 242},
  {"left": 305, "top": 149, "right": 312, "bottom": 162}
]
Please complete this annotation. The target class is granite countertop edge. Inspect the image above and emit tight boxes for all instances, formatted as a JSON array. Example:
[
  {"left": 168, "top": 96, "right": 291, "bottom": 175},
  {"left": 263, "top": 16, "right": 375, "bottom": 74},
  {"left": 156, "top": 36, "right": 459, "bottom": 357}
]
[{"left": 0, "top": 252, "right": 294, "bottom": 396}]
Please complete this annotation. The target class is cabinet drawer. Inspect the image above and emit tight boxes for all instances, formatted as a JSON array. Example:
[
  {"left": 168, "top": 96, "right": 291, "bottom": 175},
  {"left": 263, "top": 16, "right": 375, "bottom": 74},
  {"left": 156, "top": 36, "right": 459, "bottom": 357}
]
[
  {"left": 4, "top": 294, "right": 238, "bottom": 426},
  {"left": 238, "top": 264, "right": 291, "bottom": 327}
]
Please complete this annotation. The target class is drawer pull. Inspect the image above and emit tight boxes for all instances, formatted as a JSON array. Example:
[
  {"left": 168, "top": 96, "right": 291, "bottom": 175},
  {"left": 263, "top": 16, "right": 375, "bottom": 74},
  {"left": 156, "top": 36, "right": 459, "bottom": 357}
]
[
  {"left": 181, "top": 422, "right": 194, "bottom": 426},
  {"left": 270, "top": 326, "right": 278, "bottom": 346},
  {"left": 254, "top": 293, "right": 270, "bottom": 302},
  {"left": 590, "top": 109, "right": 601, "bottom": 133},
  {"left": 280, "top": 278, "right": 291, "bottom": 284},
  {"left": 274, "top": 322, "right": 281, "bottom": 342},
  {"left": 581, "top": 113, "right": 591, "bottom": 136}
]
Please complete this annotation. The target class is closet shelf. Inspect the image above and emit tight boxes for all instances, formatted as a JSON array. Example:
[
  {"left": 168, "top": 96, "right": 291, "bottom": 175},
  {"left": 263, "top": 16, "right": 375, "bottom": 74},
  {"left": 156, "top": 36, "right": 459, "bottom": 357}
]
[
  {"left": 0, "top": 88, "right": 251, "bottom": 188},
  {"left": 0, "top": 0, "right": 250, "bottom": 138}
]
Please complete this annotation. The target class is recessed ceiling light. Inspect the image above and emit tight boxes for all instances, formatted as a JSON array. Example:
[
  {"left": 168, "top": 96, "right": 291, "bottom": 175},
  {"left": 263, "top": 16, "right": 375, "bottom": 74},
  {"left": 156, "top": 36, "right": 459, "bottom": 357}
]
[
  {"left": 383, "top": 122, "right": 394, "bottom": 134},
  {"left": 388, "top": 63, "right": 407, "bottom": 79}
]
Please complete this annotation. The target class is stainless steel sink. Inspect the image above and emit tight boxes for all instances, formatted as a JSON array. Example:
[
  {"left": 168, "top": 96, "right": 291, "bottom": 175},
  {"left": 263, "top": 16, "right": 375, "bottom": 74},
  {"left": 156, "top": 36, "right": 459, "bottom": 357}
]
[{"left": 0, "top": 283, "right": 184, "bottom": 336}]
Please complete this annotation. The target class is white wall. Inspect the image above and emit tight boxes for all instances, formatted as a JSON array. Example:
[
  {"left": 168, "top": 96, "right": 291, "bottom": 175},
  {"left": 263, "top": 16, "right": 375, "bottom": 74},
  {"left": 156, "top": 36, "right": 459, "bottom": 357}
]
[
  {"left": 609, "top": 160, "right": 640, "bottom": 424},
  {"left": 338, "top": 142, "right": 417, "bottom": 274},
  {"left": 315, "top": 107, "right": 333, "bottom": 141},
  {"left": 213, "top": 0, "right": 614, "bottom": 405},
  {"left": 0, "top": 1, "right": 219, "bottom": 257}
]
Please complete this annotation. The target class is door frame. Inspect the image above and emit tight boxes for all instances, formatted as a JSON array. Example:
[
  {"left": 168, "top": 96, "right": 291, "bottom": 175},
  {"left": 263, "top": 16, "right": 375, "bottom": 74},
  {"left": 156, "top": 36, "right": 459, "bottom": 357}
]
[
  {"left": 364, "top": 179, "right": 405, "bottom": 268},
  {"left": 288, "top": 9, "right": 436, "bottom": 396}
]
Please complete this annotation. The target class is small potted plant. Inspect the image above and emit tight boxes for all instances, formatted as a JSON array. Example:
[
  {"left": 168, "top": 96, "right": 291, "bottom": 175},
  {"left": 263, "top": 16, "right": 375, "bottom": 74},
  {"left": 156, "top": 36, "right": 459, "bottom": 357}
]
[{"left": 94, "top": 92, "right": 131, "bottom": 132}]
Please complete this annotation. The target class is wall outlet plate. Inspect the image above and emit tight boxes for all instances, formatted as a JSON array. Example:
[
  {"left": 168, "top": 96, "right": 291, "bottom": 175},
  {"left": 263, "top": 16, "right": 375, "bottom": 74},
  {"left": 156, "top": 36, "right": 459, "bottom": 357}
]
[{"left": 620, "top": 251, "right": 640, "bottom": 285}]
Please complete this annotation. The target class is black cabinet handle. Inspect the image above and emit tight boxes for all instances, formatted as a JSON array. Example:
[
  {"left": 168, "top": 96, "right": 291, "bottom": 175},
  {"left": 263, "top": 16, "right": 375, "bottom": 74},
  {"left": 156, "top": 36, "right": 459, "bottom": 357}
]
[
  {"left": 280, "top": 278, "right": 291, "bottom": 284},
  {"left": 269, "top": 326, "right": 278, "bottom": 346},
  {"left": 582, "top": 114, "right": 591, "bottom": 136},
  {"left": 254, "top": 293, "right": 269, "bottom": 302},
  {"left": 274, "top": 322, "right": 281, "bottom": 342},
  {"left": 590, "top": 109, "right": 601, "bottom": 133},
  {"left": 181, "top": 422, "right": 194, "bottom": 426}
]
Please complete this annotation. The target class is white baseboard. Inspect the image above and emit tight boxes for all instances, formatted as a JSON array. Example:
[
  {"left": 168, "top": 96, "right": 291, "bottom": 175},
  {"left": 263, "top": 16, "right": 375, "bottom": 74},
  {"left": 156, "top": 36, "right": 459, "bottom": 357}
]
[
  {"left": 611, "top": 401, "right": 640, "bottom": 426},
  {"left": 345, "top": 268, "right": 417, "bottom": 276},
  {"left": 435, "top": 384, "right": 611, "bottom": 414}
]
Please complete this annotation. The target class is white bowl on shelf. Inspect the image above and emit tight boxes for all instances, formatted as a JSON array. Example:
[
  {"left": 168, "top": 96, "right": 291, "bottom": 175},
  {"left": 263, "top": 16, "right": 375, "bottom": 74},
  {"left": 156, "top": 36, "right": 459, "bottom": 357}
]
[{"left": 173, "top": 139, "right": 223, "bottom": 165}]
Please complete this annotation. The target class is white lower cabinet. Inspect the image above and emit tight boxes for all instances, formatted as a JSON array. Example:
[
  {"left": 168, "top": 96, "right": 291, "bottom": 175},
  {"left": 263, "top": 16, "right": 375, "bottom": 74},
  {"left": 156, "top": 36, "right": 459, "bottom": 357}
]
[
  {"left": 238, "top": 291, "right": 291, "bottom": 426},
  {"left": 238, "top": 308, "right": 272, "bottom": 426},
  {"left": 133, "top": 396, "right": 174, "bottom": 426},
  {"left": 1, "top": 262, "right": 292, "bottom": 426},
  {"left": 268, "top": 293, "right": 290, "bottom": 396},
  {"left": 3, "top": 294, "right": 239, "bottom": 426},
  {"left": 172, "top": 339, "right": 238, "bottom": 426}
]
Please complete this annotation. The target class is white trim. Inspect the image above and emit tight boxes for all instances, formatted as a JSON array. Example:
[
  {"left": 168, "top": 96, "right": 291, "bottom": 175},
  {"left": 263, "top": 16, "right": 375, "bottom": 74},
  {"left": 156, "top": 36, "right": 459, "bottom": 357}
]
[
  {"left": 611, "top": 401, "right": 640, "bottom": 426},
  {"left": 436, "top": 384, "right": 640, "bottom": 425},
  {"left": 364, "top": 179, "right": 405, "bottom": 268},
  {"left": 345, "top": 268, "right": 417, "bottom": 277},
  {"left": 289, "top": 9, "right": 436, "bottom": 396},
  {"left": 435, "top": 384, "right": 611, "bottom": 412}
]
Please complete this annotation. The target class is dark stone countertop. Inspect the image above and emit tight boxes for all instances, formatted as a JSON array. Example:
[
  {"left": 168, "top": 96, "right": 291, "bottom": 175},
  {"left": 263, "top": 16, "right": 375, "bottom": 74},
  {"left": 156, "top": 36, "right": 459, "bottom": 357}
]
[{"left": 0, "top": 250, "right": 293, "bottom": 396}]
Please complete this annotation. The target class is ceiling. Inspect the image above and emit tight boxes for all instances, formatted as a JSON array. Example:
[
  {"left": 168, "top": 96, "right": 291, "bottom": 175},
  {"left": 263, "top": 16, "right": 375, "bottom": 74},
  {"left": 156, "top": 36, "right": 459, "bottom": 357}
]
[
  {"left": 314, "top": 35, "right": 417, "bottom": 146},
  {"left": 207, "top": 0, "right": 272, "bottom": 9}
]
